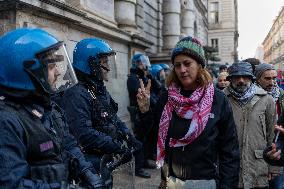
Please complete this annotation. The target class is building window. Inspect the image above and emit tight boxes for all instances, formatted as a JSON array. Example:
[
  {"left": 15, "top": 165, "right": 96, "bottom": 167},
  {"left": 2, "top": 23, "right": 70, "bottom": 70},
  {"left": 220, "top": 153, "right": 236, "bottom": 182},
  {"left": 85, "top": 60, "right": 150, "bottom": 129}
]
[
  {"left": 209, "top": 2, "right": 219, "bottom": 24},
  {"left": 211, "top": 38, "right": 219, "bottom": 53}
]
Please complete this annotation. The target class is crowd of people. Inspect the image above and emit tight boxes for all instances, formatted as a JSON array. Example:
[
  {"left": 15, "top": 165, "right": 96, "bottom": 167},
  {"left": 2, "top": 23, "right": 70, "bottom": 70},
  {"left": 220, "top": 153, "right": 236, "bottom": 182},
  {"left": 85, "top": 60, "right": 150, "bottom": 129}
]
[{"left": 1, "top": 27, "right": 284, "bottom": 189}]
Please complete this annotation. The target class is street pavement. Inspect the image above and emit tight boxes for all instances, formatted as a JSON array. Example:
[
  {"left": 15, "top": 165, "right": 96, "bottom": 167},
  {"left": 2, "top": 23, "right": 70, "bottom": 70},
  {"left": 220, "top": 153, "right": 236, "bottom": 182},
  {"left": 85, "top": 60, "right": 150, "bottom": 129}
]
[
  {"left": 112, "top": 160, "right": 161, "bottom": 189},
  {"left": 134, "top": 167, "right": 160, "bottom": 189}
]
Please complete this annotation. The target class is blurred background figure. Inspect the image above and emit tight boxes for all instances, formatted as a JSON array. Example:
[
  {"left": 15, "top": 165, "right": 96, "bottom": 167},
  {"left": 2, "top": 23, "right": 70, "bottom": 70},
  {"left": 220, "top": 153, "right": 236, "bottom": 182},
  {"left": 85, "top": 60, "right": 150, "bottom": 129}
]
[
  {"left": 159, "top": 63, "right": 171, "bottom": 79},
  {"left": 151, "top": 64, "right": 167, "bottom": 91},
  {"left": 244, "top": 58, "right": 261, "bottom": 73},
  {"left": 219, "top": 64, "right": 228, "bottom": 73},
  {"left": 216, "top": 71, "right": 230, "bottom": 90}
]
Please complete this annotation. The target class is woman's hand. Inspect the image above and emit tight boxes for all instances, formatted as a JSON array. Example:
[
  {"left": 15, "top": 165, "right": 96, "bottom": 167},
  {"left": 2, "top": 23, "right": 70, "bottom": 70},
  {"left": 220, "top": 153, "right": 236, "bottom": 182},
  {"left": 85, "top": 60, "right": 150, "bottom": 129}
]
[{"left": 136, "top": 79, "right": 151, "bottom": 113}]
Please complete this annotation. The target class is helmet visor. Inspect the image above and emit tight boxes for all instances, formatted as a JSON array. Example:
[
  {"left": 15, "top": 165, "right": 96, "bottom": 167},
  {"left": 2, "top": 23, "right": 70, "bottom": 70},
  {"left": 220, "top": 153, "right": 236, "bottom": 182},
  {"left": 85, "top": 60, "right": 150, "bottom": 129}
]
[
  {"left": 139, "top": 55, "right": 151, "bottom": 70},
  {"left": 36, "top": 42, "right": 78, "bottom": 93}
]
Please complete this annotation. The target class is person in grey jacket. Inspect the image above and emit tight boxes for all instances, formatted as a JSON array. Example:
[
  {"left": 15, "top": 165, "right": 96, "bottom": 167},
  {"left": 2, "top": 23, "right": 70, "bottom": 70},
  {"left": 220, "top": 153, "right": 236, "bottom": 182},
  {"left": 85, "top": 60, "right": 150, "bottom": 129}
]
[{"left": 224, "top": 62, "right": 280, "bottom": 189}]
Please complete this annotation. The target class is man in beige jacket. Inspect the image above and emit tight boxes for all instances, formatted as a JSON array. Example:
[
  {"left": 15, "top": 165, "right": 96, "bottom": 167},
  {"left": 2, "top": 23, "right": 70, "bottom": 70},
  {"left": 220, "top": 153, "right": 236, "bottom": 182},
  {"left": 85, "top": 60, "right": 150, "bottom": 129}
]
[{"left": 224, "top": 61, "right": 279, "bottom": 189}]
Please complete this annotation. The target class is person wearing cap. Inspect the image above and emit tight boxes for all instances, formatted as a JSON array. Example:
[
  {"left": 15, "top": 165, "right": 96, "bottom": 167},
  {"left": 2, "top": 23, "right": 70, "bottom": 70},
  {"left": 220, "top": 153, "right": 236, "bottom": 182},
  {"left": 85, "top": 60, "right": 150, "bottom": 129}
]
[
  {"left": 136, "top": 36, "right": 240, "bottom": 189},
  {"left": 255, "top": 63, "right": 284, "bottom": 104},
  {"left": 224, "top": 62, "right": 279, "bottom": 189},
  {"left": 255, "top": 63, "right": 284, "bottom": 189},
  {"left": 244, "top": 58, "right": 261, "bottom": 73}
]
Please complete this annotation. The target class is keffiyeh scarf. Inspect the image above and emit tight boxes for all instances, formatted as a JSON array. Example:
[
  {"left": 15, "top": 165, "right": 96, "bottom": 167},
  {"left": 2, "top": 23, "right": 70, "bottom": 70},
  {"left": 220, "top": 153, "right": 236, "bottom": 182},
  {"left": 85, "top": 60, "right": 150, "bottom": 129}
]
[
  {"left": 156, "top": 83, "right": 214, "bottom": 168},
  {"left": 268, "top": 86, "right": 280, "bottom": 102},
  {"left": 228, "top": 84, "right": 256, "bottom": 105}
]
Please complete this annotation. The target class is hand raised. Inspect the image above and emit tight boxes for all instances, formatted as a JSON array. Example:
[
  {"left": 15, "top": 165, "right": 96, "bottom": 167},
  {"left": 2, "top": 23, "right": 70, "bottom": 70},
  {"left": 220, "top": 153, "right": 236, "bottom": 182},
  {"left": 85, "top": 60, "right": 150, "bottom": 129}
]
[
  {"left": 136, "top": 79, "right": 151, "bottom": 113},
  {"left": 266, "top": 143, "right": 281, "bottom": 160}
]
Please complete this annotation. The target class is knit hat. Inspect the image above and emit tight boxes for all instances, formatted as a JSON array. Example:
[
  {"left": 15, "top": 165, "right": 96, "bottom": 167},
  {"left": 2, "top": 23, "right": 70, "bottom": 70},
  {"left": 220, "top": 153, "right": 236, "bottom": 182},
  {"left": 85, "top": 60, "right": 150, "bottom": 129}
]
[
  {"left": 171, "top": 36, "right": 206, "bottom": 67},
  {"left": 254, "top": 63, "right": 275, "bottom": 80},
  {"left": 227, "top": 61, "right": 255, "bottom": 80}
]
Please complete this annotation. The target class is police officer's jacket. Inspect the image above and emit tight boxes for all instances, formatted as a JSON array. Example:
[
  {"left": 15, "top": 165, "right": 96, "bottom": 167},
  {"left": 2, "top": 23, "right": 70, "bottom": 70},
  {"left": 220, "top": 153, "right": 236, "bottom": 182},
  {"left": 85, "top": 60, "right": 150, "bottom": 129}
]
[
  {"left": 60, "top": 80, "right": 132, "bottom": 156},
  {"left": 0, "top": 97, "right": 93, "bottom": 189}
]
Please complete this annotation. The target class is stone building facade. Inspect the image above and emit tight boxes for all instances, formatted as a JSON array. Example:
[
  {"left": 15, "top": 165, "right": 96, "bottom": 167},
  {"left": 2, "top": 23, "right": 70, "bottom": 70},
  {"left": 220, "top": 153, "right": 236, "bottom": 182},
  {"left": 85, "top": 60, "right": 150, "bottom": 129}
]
[
  {"left": 263, "top": 6, "right": 284, "bottom": 70},
  {"left": 0, "top": 0, "right": 229, "bottom": 124},
  {"left": 207, "top": 0, "right": 238, "bottom": 64}
]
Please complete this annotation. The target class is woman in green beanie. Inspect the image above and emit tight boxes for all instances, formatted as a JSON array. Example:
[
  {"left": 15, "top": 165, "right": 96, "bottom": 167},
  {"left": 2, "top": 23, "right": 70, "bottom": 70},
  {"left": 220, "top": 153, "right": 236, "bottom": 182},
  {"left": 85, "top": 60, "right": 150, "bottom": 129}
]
[{"left": 136, "top": 36, "right": 240, "bottom": 189}]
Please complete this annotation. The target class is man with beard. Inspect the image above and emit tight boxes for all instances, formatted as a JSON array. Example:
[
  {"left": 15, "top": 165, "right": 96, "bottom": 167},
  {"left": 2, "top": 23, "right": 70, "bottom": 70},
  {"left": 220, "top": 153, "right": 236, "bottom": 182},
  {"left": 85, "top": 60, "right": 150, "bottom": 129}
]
[
  {"left": 223, "top": 62, "right": 280, "bottom": 189},
  {"left": 255, "top": 63, "right": 284, "bottom": 106},
  {"left": 254, "top": 63, "right": 284, "bottom": 189}
]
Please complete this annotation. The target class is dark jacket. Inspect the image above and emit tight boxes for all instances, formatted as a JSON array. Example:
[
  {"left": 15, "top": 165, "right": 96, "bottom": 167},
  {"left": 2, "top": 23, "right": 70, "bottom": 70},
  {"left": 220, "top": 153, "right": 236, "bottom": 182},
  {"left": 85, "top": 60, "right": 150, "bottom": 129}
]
[
  {"left": 0, "top": 98, "right": 93, "bottom": 189},
  {"left": 141, "top": 88, "right": 240, "bottom": 189},
  {"left": 60, "top": 81, "right": 136, "bottom": 156},
  {"left": 263, "top": 94, "right": 284, "bottom": 166},
  {"left": 127, "top": 68, "right": 161, "bottom": 108}
]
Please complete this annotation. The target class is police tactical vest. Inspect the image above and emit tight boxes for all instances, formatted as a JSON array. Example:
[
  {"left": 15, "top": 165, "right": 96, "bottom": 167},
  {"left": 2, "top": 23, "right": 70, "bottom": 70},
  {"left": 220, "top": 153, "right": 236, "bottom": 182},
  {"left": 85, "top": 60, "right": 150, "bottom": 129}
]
[
  {"left": 87, "top": 84, "right": 119, "bottom": 139},
  {"left": 0, "top": 100, "right": 68, "bottom": 183}
]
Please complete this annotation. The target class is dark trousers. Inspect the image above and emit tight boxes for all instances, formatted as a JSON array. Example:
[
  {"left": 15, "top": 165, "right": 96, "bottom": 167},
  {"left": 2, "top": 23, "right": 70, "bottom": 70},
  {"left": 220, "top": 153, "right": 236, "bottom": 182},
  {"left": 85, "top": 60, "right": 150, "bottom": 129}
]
[{"left": 269, "top": 170, "right": 284, "bottom": 189}]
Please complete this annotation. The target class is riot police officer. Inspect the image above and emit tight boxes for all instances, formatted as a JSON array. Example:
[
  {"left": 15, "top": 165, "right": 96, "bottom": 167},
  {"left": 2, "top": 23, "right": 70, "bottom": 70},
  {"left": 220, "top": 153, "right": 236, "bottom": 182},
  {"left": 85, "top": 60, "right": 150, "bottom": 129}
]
[
  {"left": 127, "top": 54, "right": 161, "bottom": 168},
  {"left": 59, "top": 38, "right": 146, "bottom": 180},
  {"left": 0, "top": 28, "right": 105, "bottom": 188}
]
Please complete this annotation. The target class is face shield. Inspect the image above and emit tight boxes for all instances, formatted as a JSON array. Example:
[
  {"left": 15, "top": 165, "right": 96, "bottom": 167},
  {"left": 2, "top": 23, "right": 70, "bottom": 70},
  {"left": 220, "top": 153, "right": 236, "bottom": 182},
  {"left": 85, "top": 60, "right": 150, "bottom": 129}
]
[
  {"left": 99, "top": 53, "right": 116, "bottom": 81},
  {"left": 89, "top": 52, "right": 116, "bottom": 81},
  {"left": 139, "top": 55, "right": 151, "bottom": 71},
  {"left": 33, "top": 41, "right": 78, "bottom": 94}
]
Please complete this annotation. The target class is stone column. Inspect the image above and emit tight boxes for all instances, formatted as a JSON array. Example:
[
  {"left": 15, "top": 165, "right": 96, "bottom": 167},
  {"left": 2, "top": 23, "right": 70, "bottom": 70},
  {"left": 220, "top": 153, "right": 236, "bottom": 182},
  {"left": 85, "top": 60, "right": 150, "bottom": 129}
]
[
  {"left": 162, "top": 0, "right": 181, "bottom": 52},
  {"left": 180, "top": 0, "right": 195, "bottom": 37},
  {"left": 114, "top": 0, "right": 137, "bottom": 33}
]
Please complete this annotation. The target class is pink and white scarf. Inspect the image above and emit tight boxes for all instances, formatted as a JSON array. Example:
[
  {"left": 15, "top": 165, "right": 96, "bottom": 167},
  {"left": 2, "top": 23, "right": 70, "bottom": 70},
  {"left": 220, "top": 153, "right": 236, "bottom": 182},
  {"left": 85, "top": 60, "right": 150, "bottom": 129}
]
[{"left": 156, "top": 83, "right": 214, "bottom": 168}]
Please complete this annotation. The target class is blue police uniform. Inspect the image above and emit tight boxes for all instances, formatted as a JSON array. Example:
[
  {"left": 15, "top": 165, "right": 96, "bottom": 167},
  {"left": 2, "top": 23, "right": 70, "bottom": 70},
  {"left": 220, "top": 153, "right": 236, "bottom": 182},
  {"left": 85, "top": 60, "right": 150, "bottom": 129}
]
[{"left": 0, "top": 28, "right": 105, "bottom": 189}]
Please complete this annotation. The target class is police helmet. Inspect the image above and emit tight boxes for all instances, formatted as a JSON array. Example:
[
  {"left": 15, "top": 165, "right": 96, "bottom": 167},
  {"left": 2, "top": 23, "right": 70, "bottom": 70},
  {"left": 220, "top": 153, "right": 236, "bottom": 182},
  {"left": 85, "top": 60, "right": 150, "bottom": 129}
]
[
  {"left": 0, "top": 28, "right": 77, "bottom": 95},
  {"left": 151, "top": 64, "right": 164, "bottom": 80},
  {"left": 131, "top": 54, "right": 151, "bottom": 71},
  {"left": 73, "top": 38, "right": 116, "bottom": 80}
]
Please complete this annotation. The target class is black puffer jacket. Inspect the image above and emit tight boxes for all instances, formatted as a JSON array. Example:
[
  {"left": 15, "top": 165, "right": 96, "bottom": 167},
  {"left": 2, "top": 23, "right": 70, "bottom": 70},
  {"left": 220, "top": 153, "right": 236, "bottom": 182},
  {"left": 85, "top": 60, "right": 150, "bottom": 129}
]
[{"left": 140, "top": 88, "right": 240, "bottom": 189}]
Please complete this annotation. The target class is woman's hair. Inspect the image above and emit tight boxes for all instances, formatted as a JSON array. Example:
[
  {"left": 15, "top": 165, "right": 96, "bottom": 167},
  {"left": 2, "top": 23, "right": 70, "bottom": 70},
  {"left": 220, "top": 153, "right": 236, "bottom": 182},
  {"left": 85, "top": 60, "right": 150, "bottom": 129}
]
[
  {"left": 166, "top": 63, "right": 213, "bottom": 88},
  {"left": 218, "top": 71, "right": 229, "bottom": 79}
]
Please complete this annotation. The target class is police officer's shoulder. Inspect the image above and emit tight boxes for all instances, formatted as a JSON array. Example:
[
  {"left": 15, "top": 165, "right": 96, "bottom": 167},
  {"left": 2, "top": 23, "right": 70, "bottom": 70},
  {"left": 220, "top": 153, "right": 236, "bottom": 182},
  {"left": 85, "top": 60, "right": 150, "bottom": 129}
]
[
  {"left": 0, "top": 103, "right": 24, "bottom": 131},
  {"left": 64, "top": 83, "right": 89, "bottom": 98}
]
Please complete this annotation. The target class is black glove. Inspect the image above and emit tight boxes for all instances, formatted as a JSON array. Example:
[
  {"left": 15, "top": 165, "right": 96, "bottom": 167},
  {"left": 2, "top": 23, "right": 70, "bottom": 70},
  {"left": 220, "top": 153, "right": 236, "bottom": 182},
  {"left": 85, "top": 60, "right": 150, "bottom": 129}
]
[{"left": 81, "top": 169, "right": 106, "bottom": 189}]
